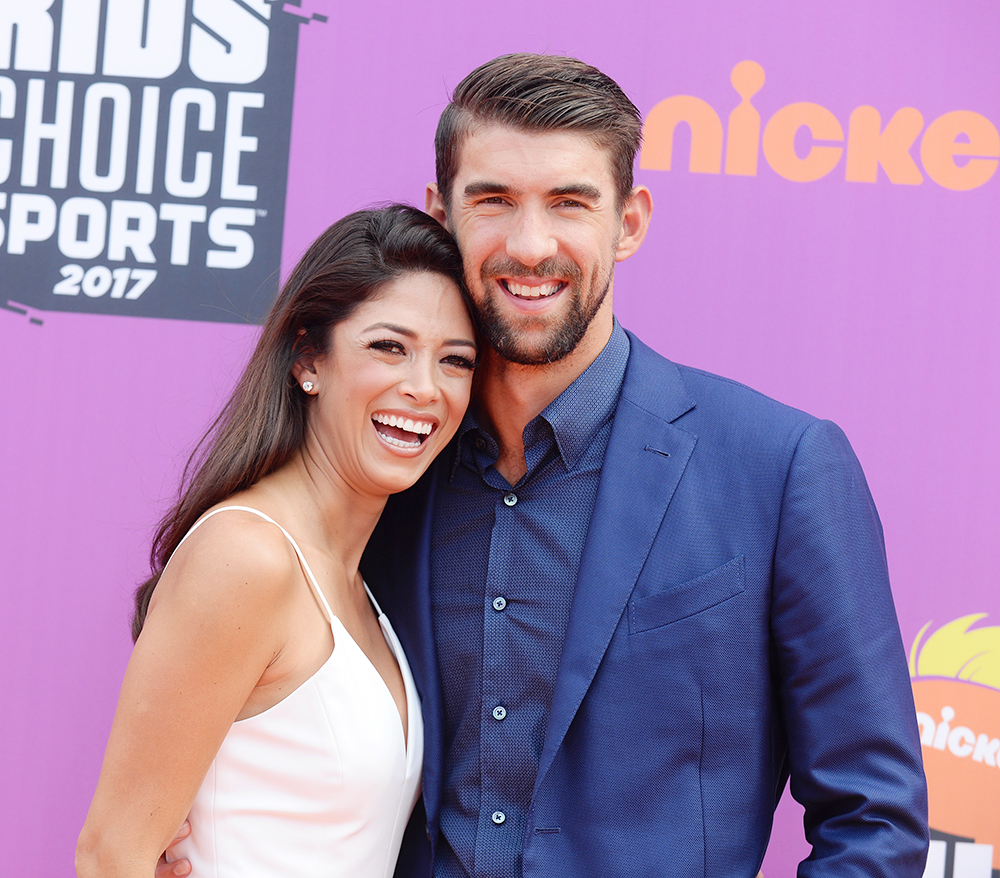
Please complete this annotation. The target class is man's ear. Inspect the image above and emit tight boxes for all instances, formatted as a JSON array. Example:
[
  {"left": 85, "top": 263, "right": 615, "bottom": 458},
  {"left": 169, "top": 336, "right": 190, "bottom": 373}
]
[
  {"left": 426, "top": 183, "right": 450, "bottom": 230},
  {"left": 614, "top": 185, "right": 653, "bottom": 263}
]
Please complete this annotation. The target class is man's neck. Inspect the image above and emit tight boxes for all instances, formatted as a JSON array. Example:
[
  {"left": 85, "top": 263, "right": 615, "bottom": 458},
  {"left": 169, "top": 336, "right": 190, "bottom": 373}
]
[{"left": 474, "top": 338, "right": 607, "bottom": 485}]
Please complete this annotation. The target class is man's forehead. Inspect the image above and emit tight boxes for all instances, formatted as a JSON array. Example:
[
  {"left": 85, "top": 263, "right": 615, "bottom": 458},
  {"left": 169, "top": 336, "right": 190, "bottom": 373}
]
[{"left": 453, "top": 123, "right": 615, "bottom": 181}]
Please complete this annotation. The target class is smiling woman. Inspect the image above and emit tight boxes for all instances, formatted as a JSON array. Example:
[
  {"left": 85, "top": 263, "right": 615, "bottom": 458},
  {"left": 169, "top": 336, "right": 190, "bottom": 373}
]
[
  {"left": 293, "top": 269, "right": 476, "bottom": 497},
  {"left": 75, "top": 205, "right": 475, "bottom": 878}
]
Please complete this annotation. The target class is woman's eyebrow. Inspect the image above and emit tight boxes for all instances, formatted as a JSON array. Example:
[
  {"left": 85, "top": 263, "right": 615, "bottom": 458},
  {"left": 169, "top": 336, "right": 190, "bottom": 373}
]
[
  {"left": 364, "top": 323, "right": 477, "bottom": 349},
  {"left": 364, "top": 322, "right": 415, "bottom": 337}
]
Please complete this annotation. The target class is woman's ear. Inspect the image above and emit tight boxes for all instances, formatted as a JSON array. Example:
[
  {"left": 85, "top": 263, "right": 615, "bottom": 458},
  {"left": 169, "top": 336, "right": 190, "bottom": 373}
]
[
  {"left": 291, "top": 358, "right": 319, "bottom": 393},
  {"left": 291, "top": 329, "right": 320, "bottom": 393}
]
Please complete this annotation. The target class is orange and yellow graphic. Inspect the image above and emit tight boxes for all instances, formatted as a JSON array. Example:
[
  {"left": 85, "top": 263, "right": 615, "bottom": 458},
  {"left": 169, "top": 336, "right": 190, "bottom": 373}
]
[{"left": 910, "top": 614, "right": 1000, "bottom": 876}]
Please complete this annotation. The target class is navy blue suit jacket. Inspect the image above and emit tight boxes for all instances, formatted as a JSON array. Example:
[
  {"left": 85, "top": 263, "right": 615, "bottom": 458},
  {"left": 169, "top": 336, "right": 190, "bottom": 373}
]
[{"left": 363, "top": 330, "right": 928, "bottom": 877}]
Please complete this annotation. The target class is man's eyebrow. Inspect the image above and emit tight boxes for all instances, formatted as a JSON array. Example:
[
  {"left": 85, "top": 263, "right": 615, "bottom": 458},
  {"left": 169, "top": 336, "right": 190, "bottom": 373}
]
[
  {"left": 550, "top": 184, "right": 602, "bottom": 202},
  {"left": 462, "top": 181, "right": 515, "bottom": 199},
  {"left": 462, "top": 182, "right": 604, "bottom": 202}
]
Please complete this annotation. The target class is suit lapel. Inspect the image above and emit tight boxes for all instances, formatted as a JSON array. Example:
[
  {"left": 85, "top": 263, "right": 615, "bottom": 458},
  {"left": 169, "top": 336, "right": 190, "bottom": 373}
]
[{"left": 534, "top": 335, "right": 697, "bottom": 795}]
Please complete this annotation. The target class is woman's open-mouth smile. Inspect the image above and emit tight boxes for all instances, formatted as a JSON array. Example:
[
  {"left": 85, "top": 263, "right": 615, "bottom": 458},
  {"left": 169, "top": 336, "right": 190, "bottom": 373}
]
[{"left": 371, "top": 412, "right": 436, "bottom": 450}]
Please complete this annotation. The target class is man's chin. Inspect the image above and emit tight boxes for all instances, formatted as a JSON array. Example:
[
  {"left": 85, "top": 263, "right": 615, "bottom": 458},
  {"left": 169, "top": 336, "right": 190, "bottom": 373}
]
[{"left": 484, "top": 327, "right": 583, "bottom": 366}]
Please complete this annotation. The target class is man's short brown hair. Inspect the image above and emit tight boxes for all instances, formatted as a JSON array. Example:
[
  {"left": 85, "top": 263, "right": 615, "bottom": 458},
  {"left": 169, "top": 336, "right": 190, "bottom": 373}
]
[{"left": 435, "top": 53, "right": 643, "bottom": 211}]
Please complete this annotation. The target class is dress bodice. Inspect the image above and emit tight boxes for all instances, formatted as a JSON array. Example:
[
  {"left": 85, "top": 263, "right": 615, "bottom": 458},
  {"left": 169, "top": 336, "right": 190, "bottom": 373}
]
[{"left": 166, "top": 506, "right": 423, "bottom": 878}]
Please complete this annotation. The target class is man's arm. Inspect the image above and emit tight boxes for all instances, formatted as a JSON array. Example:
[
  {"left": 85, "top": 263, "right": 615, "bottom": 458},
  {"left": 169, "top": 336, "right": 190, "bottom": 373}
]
[
  {"left": 771, "top": 418, "right": 928, "bottom": 876},
  {"left": 157, "top": 823, "right": 191, "bottom": 877}
]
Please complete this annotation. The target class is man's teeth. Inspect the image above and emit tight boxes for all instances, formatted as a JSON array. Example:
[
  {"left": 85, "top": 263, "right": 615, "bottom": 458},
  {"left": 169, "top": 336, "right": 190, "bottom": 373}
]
[{"left": 504, "top": 281, "right": 560, "bottom": 299}]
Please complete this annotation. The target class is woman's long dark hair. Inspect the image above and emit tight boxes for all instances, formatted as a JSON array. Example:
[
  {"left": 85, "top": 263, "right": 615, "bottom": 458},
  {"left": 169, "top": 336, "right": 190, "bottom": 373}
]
[{"left": 132, "top": 204, "right": 467, "bottom": 640}]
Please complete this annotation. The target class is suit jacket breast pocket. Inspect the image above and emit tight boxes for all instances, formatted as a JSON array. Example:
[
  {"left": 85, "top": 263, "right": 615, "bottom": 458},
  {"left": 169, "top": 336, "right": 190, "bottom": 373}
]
[{"left": 627, "top": 555, "right": 745, "bottom": 635}]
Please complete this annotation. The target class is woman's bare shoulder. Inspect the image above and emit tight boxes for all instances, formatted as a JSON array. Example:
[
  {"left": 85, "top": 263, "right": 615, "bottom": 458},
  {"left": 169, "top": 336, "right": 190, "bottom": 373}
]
[{"left": 152, "top": 505, "right": 302, "bottom": 620}]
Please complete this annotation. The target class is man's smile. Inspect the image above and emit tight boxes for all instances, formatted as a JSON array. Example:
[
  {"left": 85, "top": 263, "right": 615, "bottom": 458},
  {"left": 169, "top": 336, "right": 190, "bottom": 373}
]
[{"left": 500, "top": 279, "right": 565, "bottom": 299}]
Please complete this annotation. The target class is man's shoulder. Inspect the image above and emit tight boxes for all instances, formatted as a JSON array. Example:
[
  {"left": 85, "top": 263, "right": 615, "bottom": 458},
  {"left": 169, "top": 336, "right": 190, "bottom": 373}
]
[{"left": 621, "top": 328, "right": 818, "bottom": 433}]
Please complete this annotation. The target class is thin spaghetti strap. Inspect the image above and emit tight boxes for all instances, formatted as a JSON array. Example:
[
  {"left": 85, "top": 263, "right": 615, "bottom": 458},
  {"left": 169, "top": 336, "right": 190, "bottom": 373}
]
[
  {"left": 176, "top": 505, "right": 336, "bottom": 624},
  {"left": 363, "top": 581, "right": 384, "bottom": 618}
]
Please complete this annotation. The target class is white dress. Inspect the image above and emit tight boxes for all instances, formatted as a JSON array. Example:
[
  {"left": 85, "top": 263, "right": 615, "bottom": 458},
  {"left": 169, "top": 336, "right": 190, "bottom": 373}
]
[{"left": 166, "top": 506, "right": 423, "bottom": 878}]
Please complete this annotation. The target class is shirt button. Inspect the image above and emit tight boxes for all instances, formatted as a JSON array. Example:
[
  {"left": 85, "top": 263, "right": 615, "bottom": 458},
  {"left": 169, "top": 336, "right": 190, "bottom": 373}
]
[
  {"left": 492, "top": 596, "right": 507, "bottom": 611},
  {"left": 503, "top": 492, "right": 517, "bottom": 507},
  {"left": 492, "top": 705, "right": 507, "bottom": 721},
  {"left": 475, "top": 437, "right": 486, "bottom": 450},
  {"left": 492, "top": 811, "right": 506, "bottom": 825}
]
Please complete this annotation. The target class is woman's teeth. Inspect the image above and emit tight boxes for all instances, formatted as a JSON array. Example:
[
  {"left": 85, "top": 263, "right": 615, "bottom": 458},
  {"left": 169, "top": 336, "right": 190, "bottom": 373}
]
[{"left": 371, "top": 413, "right": 433, "bottom": 448}]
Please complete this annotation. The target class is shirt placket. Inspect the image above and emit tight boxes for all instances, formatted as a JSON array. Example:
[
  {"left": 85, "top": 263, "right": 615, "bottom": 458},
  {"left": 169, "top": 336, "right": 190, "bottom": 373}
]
[{"left": 476, "top": 482, "right": 523, "bottom": 876}]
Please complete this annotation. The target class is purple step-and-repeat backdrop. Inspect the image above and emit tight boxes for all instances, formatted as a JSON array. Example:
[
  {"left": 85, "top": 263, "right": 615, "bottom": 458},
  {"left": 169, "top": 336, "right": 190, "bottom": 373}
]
[{"left": 2, "top": 2, "right": 998, "bottom": 875}]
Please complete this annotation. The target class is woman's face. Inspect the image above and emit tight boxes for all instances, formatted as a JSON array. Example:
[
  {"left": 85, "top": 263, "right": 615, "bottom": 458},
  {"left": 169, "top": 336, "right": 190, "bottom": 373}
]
[{"left": 300, "top": 271, "right": 477, "bottom": 497}]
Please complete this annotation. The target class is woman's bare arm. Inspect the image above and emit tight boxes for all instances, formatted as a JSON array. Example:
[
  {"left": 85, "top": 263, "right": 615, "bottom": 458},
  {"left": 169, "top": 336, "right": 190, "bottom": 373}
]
[{"left": 76, "top": 515, "right": 297, "bottom": 878}]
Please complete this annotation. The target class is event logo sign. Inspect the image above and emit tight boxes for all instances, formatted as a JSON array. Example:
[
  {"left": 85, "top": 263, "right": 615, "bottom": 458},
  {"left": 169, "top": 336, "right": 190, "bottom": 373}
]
[
  {"left": 0, "top": 0, "right": 309, "bottom": 323},
  {"left": 641, "top": 61, "right": 1000, "bottom": 190},
  {"left": 910, "top": 614, "right": 1000, "bottom": 878}
]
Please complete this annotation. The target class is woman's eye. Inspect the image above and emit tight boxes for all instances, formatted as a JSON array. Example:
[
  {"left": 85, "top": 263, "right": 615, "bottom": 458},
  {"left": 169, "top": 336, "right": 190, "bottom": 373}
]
[
  {"left": 369, "top": 339, "right": 405, "bottom": 354},
  {"left": 443, "top": 355, "right": 476, "bottom": 371}
]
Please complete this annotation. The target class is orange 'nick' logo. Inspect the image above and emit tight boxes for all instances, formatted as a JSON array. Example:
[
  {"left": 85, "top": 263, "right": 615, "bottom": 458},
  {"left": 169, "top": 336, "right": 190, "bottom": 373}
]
[
  {"left": 641, "top": 61, "right": 1000, "bottom": 191},
  {"left": 910, "top": 613, "right": 1000, "bottom": 877}
]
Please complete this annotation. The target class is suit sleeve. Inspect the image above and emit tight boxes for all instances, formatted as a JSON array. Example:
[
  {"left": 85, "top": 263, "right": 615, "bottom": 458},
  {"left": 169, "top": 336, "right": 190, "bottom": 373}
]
[{"left": 771, "top": 418, "right": 928, "bottom": 877}]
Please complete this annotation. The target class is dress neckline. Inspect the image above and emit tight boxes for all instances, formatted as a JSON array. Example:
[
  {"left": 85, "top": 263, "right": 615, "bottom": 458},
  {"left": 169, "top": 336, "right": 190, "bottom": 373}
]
[{"left": 178, "top": 505, "right": 412, "bottom": 751}]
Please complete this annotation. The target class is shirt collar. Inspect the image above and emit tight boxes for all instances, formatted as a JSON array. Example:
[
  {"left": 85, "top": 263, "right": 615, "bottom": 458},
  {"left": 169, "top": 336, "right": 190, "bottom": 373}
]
[
  {"left": 448, "top": 320, "right": 630, "bottom": 478},
  {"left": 540, "top": 319, "right": 629, "bottom": 470}
]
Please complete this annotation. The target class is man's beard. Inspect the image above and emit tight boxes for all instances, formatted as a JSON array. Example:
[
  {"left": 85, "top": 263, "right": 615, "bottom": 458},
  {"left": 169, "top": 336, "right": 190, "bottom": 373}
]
[{"left": 472, "top": 256, "right": 612, "bottom": 366}]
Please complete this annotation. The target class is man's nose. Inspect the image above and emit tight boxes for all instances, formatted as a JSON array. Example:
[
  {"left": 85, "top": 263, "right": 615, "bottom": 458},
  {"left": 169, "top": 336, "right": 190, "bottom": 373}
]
[{"left": 505, "top": 207, "right": 558, "bottom": 267}]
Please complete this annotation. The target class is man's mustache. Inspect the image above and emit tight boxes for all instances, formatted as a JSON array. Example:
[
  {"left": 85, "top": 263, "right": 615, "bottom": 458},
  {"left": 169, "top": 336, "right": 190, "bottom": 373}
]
[{"left": 479, "top": 256, "right": 583, "bottom": 283}]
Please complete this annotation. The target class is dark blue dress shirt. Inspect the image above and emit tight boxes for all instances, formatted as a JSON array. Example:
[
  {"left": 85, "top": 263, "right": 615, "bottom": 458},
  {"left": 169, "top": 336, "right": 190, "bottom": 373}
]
[{"left": 430, "top": 322, "right": 630, "bottom": 878}]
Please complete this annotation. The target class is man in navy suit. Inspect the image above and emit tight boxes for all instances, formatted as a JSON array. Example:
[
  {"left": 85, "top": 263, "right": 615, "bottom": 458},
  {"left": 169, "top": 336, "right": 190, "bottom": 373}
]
[
  {"left": 161, "top": 53, "right": 927, "bottom": 878},
  {"left": 365, "top": 53, "right": 928, "bottom": 878}
]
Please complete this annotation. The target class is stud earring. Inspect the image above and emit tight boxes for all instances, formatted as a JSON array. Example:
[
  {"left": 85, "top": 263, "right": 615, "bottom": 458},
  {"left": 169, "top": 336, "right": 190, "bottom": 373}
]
[{"left": 301, "top": 381, "right": 314, "bottom": 392}]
